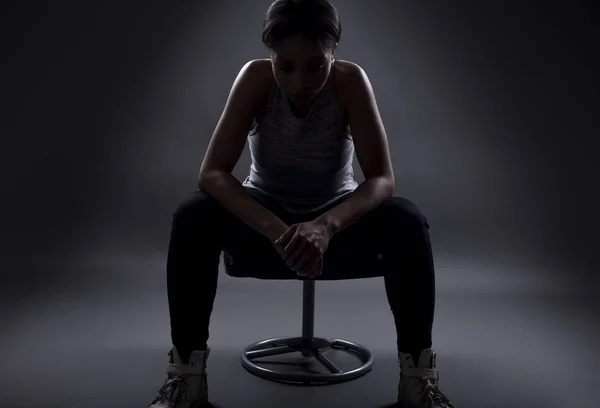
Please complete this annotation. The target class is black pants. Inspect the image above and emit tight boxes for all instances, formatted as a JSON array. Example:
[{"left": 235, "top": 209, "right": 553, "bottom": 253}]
[{"left": 167, "top": 188, "right": 436, "bottom": 363}]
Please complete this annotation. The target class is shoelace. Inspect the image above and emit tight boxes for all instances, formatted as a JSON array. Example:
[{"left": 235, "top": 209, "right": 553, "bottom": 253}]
[
  {"left": 149, "top": 374, "right": 189, "bottom": 407},
  {"left": 419, "top": 378, "right": 453, "bottom": 407}
]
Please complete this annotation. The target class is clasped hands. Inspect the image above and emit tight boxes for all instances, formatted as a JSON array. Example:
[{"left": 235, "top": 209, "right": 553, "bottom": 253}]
[{"left": 272, "top": 219, "right": 332, "bottom": 278}]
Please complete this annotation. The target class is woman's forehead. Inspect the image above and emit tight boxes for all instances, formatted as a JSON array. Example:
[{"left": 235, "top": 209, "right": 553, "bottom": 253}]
[{"left": 271, "top": 36, "right": 331, "bottom": 63}]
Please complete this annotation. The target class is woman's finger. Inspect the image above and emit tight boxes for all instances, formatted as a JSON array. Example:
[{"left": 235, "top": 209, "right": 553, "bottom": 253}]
[
  {"left": 292, "top": 254, "right": 316, "bottom": 276},
  {"left": 308, "top": 257, "right": 323, "bottom": 278},
  {"left": 294, "top": 247, "right": 319, "bottom": 272},
  {"left": 286, "top": 239, "right": 309, "bottom": 267},
  {"left": 283, "top": 232, "right": 303, "bottom": 254},
  {"left": 274, "top": 243, "right": 286, "bottom": 257},
  {"left": 275, "top": 224, "right": 297, "bottom": 246},
  {"left": 316, "top": 258, "right": 323, "bottom": 276}
]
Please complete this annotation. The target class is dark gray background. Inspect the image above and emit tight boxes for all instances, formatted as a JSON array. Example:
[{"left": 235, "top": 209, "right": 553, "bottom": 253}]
[{"left": 1, "top": 1, "right": 599, "bottom": 407}]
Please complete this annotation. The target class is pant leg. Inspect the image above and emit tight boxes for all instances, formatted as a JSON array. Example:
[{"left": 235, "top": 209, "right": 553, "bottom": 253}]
[
  {"left": 325, "top": 196, "right": 436, "bottom": 354},
  {"left": 379, "top": 197, "right": 436, "bottom": 354},
  {"left": 166, "top": 188, "right": 292, "bottom": 362},
  {"left": 167, "top": 190, "right": 225, "bottom": 362}
]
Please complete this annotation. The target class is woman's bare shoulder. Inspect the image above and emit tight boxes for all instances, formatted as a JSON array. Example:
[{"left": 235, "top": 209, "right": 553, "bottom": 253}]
[
  {"left": 332, "top": 60, "right": 364, "bottom": 126},
  {"left": 333, "top": 59, "right": 365, "bottom": 87},
  {"left": 244, "top": 59, "right": 274, "bottom": 118},
  {"left": 246, "top": 58, "right": 274, "bottom": 85}
]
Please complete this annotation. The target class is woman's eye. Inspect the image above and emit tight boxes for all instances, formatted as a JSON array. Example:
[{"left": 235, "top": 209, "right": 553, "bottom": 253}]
[
  {"left": 308, "top": 64, "right": 325, "bottom": 73},
  {"left": 279, "top": 64, "right": 324, "bottom": 74}
]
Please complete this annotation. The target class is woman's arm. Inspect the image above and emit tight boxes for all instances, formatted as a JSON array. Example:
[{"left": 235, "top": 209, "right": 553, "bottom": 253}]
[
  {"left": 198, "top": 60, "right": 288, "bottom": 243},
  {"left": 316, "top": 62, "right": 395, "bottom": 235}
]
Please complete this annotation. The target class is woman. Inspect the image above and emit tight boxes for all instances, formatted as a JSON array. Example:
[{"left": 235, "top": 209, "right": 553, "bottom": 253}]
[{"left": 149, "top": 1, "right": 455, "bottom": 407}]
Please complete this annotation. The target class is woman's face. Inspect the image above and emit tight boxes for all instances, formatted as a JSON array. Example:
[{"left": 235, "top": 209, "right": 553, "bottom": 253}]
[{"left": 270, "top": 34, "right": 334, "bottom": 106}]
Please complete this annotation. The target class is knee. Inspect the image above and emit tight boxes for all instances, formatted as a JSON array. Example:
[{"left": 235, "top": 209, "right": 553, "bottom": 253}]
[
  {"left": 172, "top": 189, "right": 223, "bottom": 226},
  {"left": 379, "top": 197, "right": 430, "bottom": 231}
]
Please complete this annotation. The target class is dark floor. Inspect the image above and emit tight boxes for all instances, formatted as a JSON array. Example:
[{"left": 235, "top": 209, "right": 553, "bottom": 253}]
[{"left": 2, "top": 254, "right": 599, "bottom": 408}]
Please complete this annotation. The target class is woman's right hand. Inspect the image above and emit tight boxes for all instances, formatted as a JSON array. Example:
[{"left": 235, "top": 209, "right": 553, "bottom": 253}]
[
  {"left": 268, "top": 221, "right": 292, "bottom": 260},
  {"left": 269, "top": 223, "right": 323, "bottom": 278},
  {"left": 273, "top": 239, "right": 323, "bottom": 278},
  {"left": 300, "top": 256, "right": 323, "bottom": 278}
]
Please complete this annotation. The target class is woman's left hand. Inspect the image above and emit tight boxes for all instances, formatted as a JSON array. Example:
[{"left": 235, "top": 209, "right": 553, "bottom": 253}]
[{"left": 274, "top": 219, "right": 332, "bottom": 277}]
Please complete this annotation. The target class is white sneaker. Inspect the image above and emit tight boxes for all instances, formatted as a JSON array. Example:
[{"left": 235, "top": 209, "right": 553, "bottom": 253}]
[
  {"left": 398, "top": 349, "right": 455, "bottom": 408},
  {"left": 149, "top": 347, "right": 210, "bottom": 408}
]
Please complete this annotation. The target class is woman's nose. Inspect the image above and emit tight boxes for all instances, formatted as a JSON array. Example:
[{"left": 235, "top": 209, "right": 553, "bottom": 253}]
[{"left": 291, "top": 72, "right": 310, "bottom": 92}]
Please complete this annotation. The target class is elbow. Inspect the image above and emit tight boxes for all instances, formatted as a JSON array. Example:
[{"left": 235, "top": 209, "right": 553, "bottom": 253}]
[
  {"left": 196, "top": 173, "right": 206, "bottom": 190},
  {"left": 383, "top": 182, "right": 395, "bottom": 198},
  {"left": 373, "top": 174, "right": 395, "bottom": 196},
  {"left": 197, "top": 171, "right": 216, "bottom": 190},
  {"left": 363, "top": 175, "right": 394, "bottom": 198},
  {"left": 197, "top": 169, "right": 229, "bottom": 190}
]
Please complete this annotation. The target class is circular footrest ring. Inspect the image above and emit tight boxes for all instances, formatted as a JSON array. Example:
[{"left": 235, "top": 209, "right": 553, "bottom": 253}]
[{"left": 241, "top": 336, "right": 373, "bottom": 385}]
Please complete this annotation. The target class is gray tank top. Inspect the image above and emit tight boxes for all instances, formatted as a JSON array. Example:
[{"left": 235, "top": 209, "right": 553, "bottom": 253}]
[{"left": 242, "top": 69, "right": 358, "bottom": 214}]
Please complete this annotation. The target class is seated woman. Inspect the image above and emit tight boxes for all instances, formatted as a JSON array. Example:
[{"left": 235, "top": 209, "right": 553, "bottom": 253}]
[{"left": 149, "top": 1, "right": 455, "bottom": 407}]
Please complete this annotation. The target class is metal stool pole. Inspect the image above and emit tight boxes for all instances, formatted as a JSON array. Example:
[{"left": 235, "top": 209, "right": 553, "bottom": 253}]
[{"left": 301, "top": 280, "right": 315, "bottom": 354}]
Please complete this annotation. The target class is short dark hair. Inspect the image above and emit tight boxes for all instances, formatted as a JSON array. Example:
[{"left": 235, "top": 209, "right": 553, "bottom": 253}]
[{"left": 262, "top": 0, "right": 341, "bottom": 50}]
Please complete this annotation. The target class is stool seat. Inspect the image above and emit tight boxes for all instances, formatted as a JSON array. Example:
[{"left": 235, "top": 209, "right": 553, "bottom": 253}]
[{"left": 223, "top": 250, "right": 384, "bottom": 281}]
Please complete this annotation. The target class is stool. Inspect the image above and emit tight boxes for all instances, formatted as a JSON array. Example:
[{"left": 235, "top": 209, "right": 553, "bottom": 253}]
[{"left": 240, "top": 279, "right": 374, "bottom": 385}]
